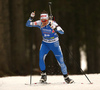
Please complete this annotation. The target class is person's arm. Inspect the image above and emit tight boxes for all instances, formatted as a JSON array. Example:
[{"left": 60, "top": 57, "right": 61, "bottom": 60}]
[
  {"left": 54, "top": 26, "right": 64, "bottom": 34},
  {"left": 26, "top": 11, "right": 41, "bottom": 27},
  {"left": 26, "top": 18, "right": 34, "bottom": 27},
  {"left": 50, "top": 20, "right": 64, "bottom": 34}
]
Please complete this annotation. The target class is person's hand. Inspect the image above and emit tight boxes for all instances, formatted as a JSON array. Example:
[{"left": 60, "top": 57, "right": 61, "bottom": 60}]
[
  {"left": 50, "top": 23, "right": 56, "bottom": 29},
  {"left": 30, "top": 11, "right": 35, "bottom": 18}
]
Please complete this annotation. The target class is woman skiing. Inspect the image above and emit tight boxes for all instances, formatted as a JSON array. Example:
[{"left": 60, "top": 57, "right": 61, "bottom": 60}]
[{"left": 26, "top": 10, "right": 74, "bottom": 84}]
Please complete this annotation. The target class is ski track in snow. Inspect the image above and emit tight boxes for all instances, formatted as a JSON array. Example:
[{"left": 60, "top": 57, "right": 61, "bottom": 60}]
[{"left": 0, "top": 74, "right": 100, "bottom": 90}]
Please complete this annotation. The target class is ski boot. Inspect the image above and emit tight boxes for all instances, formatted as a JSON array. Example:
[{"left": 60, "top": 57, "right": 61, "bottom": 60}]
[
  {"left": 64, "top": 75, "right": 74, "bottom": 84},
  {"left": 40, "top": 71, "right": 47, "bottom": 83}
]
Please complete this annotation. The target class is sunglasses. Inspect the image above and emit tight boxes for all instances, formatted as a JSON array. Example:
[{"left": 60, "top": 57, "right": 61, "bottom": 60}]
[{"left": 41, "top": 20, "right": 48, "bottom": 22}]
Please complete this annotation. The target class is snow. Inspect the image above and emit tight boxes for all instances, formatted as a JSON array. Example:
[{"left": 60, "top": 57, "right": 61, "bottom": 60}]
[{"left": 0, "top": 74, "right": 100, "bottom": 90}]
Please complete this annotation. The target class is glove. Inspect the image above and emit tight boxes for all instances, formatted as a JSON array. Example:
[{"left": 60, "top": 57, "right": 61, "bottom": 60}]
[
  {"left": 56, "top": 26, "right": 62, "bottom": 31},
  {"left": 49, "top": 22, "right": 56, "bottom": 29},
  {"left": 30, "top": 11, "right": 35, "bottom": 18},
  {"left": 51, "top": 25, "right": 58, "bottom": 33},
  {"left": 53, "top": 26, "right": 63, "bottom": 32}
]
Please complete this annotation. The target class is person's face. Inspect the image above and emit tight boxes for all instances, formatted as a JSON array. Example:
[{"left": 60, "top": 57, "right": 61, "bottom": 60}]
[{"left": 41, "top": 19, "right": 49, "bottom": 26}]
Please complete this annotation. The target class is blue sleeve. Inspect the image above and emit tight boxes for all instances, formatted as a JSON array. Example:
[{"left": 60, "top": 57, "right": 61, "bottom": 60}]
[
  {"left": 26, "top": 18, "right": 33, "bottom": 27},
  {"left": 54, "top": 28, "right": 64, "bottom": 34},
  {"left": 57, "top": 31, "right": 64, "bottom": 34}
]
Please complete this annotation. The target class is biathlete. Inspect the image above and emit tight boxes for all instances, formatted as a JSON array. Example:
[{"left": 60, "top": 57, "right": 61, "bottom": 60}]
[{"left": 26, "top": 10, "right": 74, "bottom": 84}]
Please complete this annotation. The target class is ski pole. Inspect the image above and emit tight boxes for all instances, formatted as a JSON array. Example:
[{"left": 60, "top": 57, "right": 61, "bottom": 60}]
[
  {"left": 60, "top": 40, "right": 92, "bottom": 84},
  {"left": 29, "top": 30, "right": 34, "bottom": 85},
  {"left": 48, "top": 2, "right": 53, "bottom": 20}
]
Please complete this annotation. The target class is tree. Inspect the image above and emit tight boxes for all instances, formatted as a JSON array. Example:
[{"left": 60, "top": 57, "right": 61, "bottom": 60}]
[
  {"left": 10, "top": 0, "right": 26, "bottom": 74},
  {"left": 0, "top": 0, "right": 10, "bottom": 76}
]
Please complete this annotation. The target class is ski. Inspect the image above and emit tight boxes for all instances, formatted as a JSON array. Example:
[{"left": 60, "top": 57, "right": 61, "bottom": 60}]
[
  {"left": 25, "top": 82, "right": 51, "bottom": 85},
  {"left": 25, "top": 82, "right": 93, "bottom": 85},
  {"left": 74, "top": 82, "right": 93, "bottom": 84},
  {"left": 25, "top": 82, "right": 73, "bottom": 85}
]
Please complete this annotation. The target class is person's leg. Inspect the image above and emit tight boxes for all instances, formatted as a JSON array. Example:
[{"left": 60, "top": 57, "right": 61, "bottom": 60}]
[
  {"left": 39, "top": 42, "right": 50, "bottom": 82},
  {"left": 39, "top": 42, "right": 50, "bottom": 71},
  {"left": 50, "top": 41, "right": 67, "bottom": 75},
  {"left": 50, "top": 41, "right": 74, "bottom": 83}
]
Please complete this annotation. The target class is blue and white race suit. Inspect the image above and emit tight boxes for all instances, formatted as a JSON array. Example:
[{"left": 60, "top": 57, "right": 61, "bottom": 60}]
[{"left": 26, "top": 18, "right": 67, "bottom": 75}]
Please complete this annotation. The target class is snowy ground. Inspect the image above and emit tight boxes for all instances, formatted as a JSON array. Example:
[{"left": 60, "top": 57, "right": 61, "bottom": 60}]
[{"left": 0, "top": 74, "right": 100, "bottom": 90}]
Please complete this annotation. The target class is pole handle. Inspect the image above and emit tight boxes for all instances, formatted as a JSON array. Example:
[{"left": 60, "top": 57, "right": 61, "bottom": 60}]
[{"left": 48, "top": 2, "right": 52, "bottom": 5}]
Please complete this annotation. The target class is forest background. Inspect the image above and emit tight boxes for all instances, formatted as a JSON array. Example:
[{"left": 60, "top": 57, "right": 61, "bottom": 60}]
[{"left": 0, "top": 0, "right": 100, "bottom": 77}]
